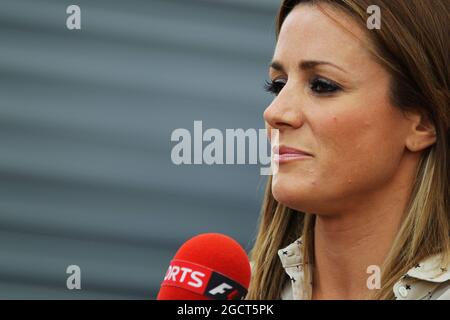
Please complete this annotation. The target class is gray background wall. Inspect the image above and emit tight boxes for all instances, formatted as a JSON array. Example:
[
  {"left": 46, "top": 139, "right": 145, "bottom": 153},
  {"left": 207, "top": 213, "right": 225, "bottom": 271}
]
[{"left": 0, "top": 0, "right": 278, "bottom": 298}]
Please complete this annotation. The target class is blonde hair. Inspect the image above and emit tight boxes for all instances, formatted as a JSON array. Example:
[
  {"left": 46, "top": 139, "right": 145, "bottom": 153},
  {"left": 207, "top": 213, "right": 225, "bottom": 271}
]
[{"left": 246, "top": 0, "right": 450, "bottom": 300}]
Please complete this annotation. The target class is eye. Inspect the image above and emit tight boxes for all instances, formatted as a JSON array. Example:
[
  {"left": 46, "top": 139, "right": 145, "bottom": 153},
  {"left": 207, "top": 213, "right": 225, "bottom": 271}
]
[
  {"left": 309, "top": 77, "right": 342, "bottom": 95},
  {"left": 264, "top": 79, "right": 286, "bottom": 96}
]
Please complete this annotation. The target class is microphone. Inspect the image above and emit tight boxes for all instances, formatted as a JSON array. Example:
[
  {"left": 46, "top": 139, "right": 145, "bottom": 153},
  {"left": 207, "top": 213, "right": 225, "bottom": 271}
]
[{"left": 157, "top": 233, "right": 251, "bottom": 300}]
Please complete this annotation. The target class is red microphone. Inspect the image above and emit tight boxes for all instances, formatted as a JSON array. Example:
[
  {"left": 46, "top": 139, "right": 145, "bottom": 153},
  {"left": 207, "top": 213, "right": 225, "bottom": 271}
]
[{"left": 157, "top": 233, "right": 251, "bottom": 300}]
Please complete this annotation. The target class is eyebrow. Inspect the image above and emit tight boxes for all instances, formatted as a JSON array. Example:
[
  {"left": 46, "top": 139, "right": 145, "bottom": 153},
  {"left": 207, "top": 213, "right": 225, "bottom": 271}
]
[{"left": 270, "top": 60, "right": 348, "bottom": 74}]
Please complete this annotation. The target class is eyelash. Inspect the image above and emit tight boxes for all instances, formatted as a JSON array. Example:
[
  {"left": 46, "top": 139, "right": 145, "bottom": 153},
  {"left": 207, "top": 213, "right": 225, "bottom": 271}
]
[{"left": 264, "top": 77, "right": 342, "bottom": 97}]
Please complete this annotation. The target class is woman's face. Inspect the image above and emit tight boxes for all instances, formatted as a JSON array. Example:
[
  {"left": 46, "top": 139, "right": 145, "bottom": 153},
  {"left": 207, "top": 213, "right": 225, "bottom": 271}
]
[{"left": 264, "top": 4, "right": 418, "bottom": 215}]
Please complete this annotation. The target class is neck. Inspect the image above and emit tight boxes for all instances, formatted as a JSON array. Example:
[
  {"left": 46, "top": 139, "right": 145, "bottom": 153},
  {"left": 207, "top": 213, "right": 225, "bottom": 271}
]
[{"left": 311, "top": 154, "right": 418, "bottom": 300}]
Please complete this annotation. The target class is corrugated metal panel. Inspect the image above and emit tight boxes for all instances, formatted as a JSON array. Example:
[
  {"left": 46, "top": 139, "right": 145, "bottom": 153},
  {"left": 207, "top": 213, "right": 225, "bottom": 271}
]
[{"left": 0, "top": 0, "right": 277, "bottom": 298}]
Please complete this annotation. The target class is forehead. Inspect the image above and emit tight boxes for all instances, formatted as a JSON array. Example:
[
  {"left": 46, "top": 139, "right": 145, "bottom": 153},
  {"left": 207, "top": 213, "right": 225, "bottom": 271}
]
[{"left": 274, "top": 4, "right": 372, "bottom": 70}]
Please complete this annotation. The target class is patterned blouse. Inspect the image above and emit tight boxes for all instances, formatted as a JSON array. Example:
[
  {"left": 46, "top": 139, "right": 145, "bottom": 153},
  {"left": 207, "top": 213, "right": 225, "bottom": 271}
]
[{"left": 278, "top": 237, "right": 450, "bottom": 300}]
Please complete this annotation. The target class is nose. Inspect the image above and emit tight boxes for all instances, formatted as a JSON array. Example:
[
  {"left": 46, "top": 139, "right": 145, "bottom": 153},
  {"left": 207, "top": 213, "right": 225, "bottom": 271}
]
[{"left": 263, "top": 88, "right": 304, "bottom": 130}]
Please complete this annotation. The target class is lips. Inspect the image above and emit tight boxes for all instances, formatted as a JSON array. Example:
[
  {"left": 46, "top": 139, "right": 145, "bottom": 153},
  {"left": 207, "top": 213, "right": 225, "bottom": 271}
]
[{"left": 272, "top": 145, "right": 313, "bottom": 163}]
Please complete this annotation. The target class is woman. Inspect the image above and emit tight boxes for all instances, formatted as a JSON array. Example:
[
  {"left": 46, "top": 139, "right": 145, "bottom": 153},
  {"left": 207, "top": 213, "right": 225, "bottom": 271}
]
[{"left": 246, "top": 0, "right": 449, "bottom": 300}]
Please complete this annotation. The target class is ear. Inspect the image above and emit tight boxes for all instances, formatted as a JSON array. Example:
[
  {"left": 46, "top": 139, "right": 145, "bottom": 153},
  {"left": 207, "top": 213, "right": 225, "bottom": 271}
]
[{"left": 404, "top": 112, "right": 437, "bottom": 152}]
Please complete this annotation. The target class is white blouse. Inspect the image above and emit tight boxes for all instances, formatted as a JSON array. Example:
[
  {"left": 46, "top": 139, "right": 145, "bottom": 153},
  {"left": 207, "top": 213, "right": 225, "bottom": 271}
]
[{"left": 278, "top": 237, "right": 450, "bottom": 300}]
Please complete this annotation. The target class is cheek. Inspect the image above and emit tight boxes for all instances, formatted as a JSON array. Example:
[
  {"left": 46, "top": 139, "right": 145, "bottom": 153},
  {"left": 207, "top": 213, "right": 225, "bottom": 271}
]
[{"left": 316, "top": 110, "right": 405, "bottom": 193}]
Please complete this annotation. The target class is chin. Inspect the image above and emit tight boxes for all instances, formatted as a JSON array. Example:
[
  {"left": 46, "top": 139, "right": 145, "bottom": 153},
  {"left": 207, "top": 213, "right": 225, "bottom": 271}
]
[
  {"left": 272, "top": 178, "right": 356, "bottom": 216},
  {"left": 272, "top": 178, "right": 308, "bottom": 210}
]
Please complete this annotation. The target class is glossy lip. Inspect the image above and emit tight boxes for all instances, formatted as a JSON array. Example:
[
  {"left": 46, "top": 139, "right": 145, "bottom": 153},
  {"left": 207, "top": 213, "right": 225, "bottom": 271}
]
[{"left": 273, "top": 145, "right": 314, "bottom": 164}]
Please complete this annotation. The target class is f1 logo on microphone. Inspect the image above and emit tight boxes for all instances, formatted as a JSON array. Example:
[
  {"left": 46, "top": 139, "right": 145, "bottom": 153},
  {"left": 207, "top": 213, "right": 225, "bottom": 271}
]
[
  {"left": 209, "top": 283, "right": 242, "bottom": 300},
  {"left": 209, "top": 283, "right": 233, "bottom": 295},
  {"left": 205, "top": 273, "right": 246, "bottom": 300}
]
